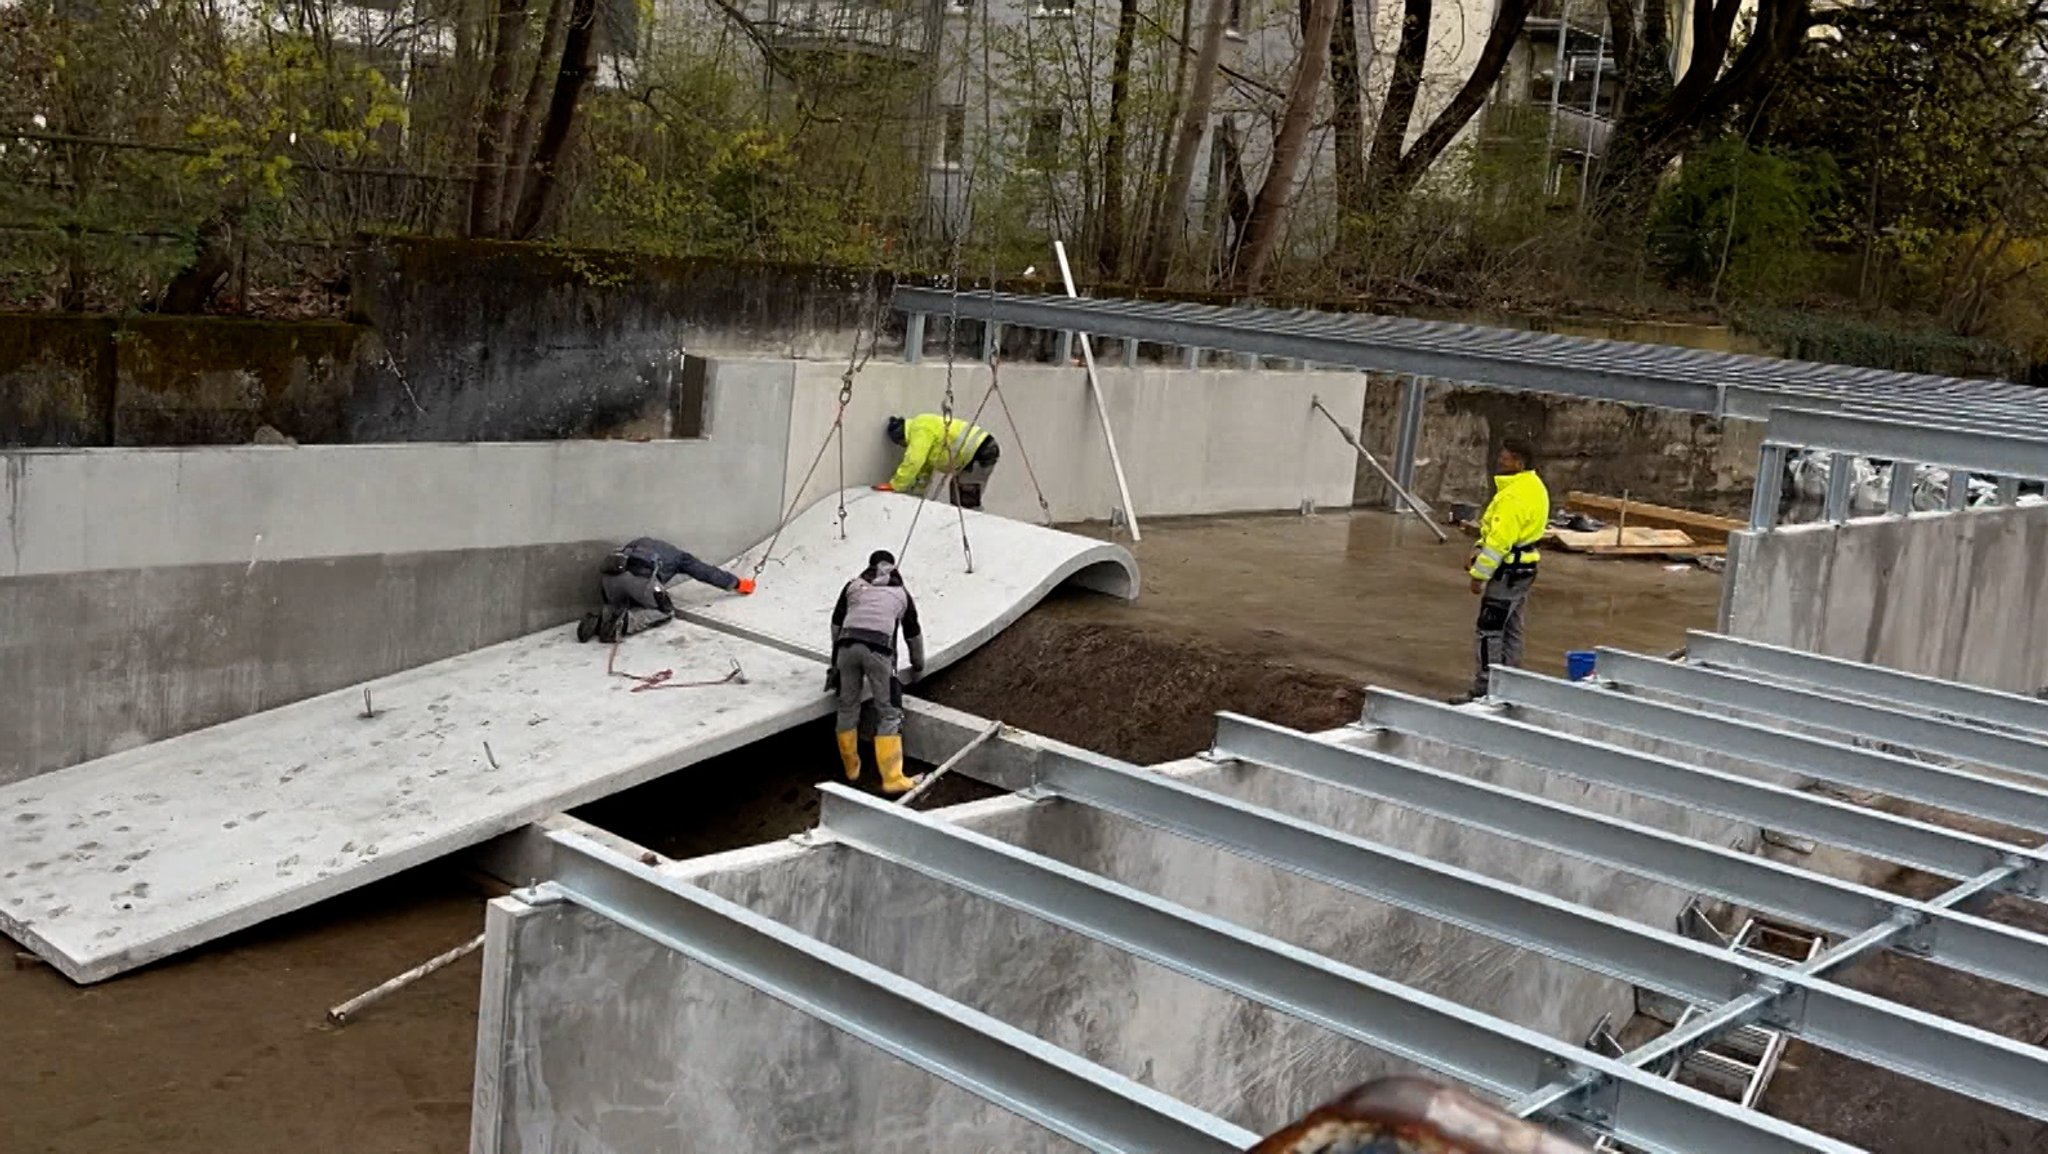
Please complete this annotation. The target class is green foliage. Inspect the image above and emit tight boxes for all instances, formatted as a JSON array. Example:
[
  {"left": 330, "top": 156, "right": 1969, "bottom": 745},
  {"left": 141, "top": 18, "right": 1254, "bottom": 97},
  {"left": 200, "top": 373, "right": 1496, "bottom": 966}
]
[
  {"left": 1647, "top": 139, "right": 1836, "bottom": 301},
  {"left": 1737, "top": 308, "right": 2023, "bottom": 378}
]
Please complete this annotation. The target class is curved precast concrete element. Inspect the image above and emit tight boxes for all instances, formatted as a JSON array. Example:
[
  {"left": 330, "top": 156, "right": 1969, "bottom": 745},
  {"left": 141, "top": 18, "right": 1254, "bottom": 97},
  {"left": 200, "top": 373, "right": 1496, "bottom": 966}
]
[
  {"left": 677, "top": 488, "right": 1138, "bottom": 672},
  {"left": 0, "top": 493, "right": 1136, "bottom": 983}
]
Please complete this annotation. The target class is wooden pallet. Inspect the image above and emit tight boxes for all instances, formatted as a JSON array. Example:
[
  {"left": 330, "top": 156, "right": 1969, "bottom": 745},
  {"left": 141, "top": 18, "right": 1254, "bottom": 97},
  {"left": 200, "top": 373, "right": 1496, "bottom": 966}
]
[{"left": 1563, "top": 492, "right": 1746, "bottom": 544}]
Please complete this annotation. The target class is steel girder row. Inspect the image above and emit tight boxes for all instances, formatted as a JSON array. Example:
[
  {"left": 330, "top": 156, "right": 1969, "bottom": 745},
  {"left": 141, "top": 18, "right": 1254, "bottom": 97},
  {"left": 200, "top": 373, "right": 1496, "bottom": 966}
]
[
  {"left": 1749, "top": 408, "right": 2048, "bottom": 528},
  {"left": 888, "top": 289, "right": 2048, "bottom": 428},
  {"left": 1682, "top": 632, "right": 2048, "bottom": 738},
  {"left": 904, "top": 704, "right": 2048, "bottom": 1145}
]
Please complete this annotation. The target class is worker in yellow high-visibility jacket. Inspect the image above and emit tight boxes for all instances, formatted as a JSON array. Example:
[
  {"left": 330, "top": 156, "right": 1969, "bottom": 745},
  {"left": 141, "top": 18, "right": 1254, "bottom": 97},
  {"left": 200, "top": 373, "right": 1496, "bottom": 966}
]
[
  {"left": 1457, "top": 436, "right": 1550, "bottom": 703},
  {"left": 873, "top": 413, "right": 1001, "bottom": 509}
]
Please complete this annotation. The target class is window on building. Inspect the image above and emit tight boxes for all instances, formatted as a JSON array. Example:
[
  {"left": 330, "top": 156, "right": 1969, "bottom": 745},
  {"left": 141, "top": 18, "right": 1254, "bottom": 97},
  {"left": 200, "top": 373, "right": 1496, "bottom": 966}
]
[
  {"left": 940, "top": 104, "right": 967, "bottom": 168},
  {"left": 1026, "top": 108, "right": 1062, "bottom": 169},
  {"left": 1226, "top": 0, "right": 1244, "bottom": 33},
  {"left": 1035, "top": 0, "right": 1075, "bottom": 14}
]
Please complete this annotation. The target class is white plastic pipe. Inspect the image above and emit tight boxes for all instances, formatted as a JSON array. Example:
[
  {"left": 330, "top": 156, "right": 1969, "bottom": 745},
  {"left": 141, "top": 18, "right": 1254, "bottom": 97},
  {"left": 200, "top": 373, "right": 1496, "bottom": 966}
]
[{"left": 1053, "top": 241, "right": 1142, "bottom": 542}]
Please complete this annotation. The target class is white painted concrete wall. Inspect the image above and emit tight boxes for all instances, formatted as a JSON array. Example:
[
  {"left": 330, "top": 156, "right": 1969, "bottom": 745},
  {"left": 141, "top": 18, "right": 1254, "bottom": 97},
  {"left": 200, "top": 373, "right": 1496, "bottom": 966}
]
[
  {"left": 0, "top": 364, "right": 790, "bottom": 578},
  {"left": 1724, "top": 505, "right": 2048, "bottom": 695},
  {"left": 772, "top": 358, "right": 1365, "bottom": 524}
]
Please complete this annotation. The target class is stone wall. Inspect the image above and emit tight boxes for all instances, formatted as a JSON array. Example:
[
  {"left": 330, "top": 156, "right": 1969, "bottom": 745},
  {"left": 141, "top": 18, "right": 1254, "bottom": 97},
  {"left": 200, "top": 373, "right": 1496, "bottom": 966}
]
[{"left": 1352, "top": 376, "right": 1767, "bottom": 516}]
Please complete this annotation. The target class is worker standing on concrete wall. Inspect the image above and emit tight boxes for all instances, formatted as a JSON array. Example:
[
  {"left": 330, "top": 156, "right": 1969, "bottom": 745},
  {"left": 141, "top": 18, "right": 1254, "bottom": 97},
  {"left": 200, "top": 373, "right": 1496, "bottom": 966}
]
[
  {"left": 875, "top": 413, "right": 1001, "bottom": 509},
  {"left": 1457, "top": 438, "right": 1550, "bottom": 703},
  {"left": 827, "top": 549, "right": 926, "bottom": 794},
  {"left": 579, "top": 537, "right": 754, "bottom": 644}
]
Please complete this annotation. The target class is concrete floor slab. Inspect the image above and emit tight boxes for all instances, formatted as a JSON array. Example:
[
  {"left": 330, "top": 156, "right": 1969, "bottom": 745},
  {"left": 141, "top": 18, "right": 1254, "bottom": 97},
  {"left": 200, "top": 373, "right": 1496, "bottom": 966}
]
[
  {"left": 675, "top": 489, "right": 1138, "bottom": 668},
  {"left": 0, "top": 493, "right": 1136, "bottom": 983}
]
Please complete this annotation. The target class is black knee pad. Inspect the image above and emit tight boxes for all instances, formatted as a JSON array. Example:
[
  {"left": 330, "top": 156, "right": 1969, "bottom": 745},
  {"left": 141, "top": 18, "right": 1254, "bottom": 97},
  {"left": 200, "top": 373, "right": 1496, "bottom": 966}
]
[{"left": 1477, "top": 599, "right": 1512, "bottom": 632}]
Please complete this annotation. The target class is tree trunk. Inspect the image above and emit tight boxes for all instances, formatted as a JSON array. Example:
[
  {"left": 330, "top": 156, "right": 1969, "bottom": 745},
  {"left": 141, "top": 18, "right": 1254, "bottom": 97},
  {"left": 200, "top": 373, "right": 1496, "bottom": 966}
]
[
  {"left": 1372, "top": 0, "right": 1535, "bottom": 202},
  {"left": 1364, "top": 0, "right": 1431, "bottom": 197},
  {"left": 468, "top": 0, "right": 529, "bottom": 238},
  {"left": 1142, "top": 0, "right": 1233, "bottom": 285},
  {"left": 500, "top": 0, "right": 574, "bottom": 235},
  {"left": 1329, "top": 0, "right": 1368, "bottom": 219},
  {"left": 1097, "top": 0, "right": 1143, "bottom": 278},
  {"left": 510, "top": 0, "right": 599, "bottom": 239},
  {"left": 1139, "top": 0, "right": 1198, "bottom": 263},
  {"left": 1235, "top": 0, "right": 1339, "bottom": 292}
]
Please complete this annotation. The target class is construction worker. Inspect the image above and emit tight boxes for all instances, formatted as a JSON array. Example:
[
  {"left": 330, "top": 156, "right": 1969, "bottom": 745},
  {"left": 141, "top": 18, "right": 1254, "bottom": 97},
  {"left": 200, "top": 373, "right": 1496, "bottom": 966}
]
[
  {"left": 874, "top": 412, "right": 1001, "bottom": 509},
  {"left": 827, "top": 549, "right": 926, "bottom": 794},
  {"left": 1457, "top": 437, "right": 1550, "bottom": 703},
  {"left": 578, "top": 537, "right": 754, "bottom": 644}
]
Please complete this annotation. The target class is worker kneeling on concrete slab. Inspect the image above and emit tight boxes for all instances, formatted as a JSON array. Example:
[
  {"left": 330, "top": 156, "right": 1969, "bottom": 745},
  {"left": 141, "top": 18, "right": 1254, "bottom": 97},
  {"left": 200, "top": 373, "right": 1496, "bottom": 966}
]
[
  {"left": 1456, "top": 437, "right": 1550, "bottom": 704},
  {"left": 578, "top": 536, "right": 754, "bottom": 644},
  {"left": 826, "top": 549, "right": 925, "bottom": 794},
  {"left": 875, "top": 413, "right": 1000, "bottom": 509}
]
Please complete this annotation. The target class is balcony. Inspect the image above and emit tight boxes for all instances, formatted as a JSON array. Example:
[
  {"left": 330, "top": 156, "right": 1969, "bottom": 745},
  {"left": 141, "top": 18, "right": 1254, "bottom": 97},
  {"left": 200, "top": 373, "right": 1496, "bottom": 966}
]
[
  {"left": 1524, "top": 0, "right": 1607, "bottom": 38},
  {"left": 754, "top": 0, "right": 930, "bottom": 63},
  {"left": 1481, "top": 101, "right": 1614, "bottom": 160}
]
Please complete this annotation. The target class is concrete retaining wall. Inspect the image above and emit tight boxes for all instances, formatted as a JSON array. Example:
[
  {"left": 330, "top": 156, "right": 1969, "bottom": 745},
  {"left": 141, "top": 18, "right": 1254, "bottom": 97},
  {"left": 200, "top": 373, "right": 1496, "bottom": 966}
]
[
  {"left": 1723, "top": 505, "right": 2048, "bottom": 694},
  {"left": 472, "top": 728, "right": 1749, "bottom": 1151},
  {"left": 777, "top": 359, "right": 1365, "bottom": 522},
  {"left": 0, "top": 357, "right": 793, "bottom": 782}
]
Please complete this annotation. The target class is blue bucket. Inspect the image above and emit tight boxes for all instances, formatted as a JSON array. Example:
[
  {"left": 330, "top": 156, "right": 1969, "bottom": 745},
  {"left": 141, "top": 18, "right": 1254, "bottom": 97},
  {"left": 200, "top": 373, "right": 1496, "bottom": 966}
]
[{"left": 1565, "top": 650, "right": 1598, "bottom": 682}]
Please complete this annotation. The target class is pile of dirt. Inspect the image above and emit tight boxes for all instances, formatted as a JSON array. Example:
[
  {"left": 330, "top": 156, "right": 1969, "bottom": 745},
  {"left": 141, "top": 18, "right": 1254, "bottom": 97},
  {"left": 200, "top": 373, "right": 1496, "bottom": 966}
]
[{"left": 921, "top": 614, "right": 1366, "bottom": 765}]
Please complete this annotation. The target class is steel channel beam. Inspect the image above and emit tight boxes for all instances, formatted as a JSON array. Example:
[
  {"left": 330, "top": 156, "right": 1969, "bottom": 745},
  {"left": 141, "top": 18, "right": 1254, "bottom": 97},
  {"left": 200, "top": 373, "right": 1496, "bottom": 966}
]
[
  {"left": 1887, "top": 460, "right": 1919, "bottom": 515},
  {"left": 530, "top": 830, "right": 1257, "bottom": 1154},
  {"left": 1491, "top": 667, "right": 2048, "bottom": 840},
  {"left": 890, "top": 289, "right": 1727, "bottom": 413},
  {"left": 1749, "top": 444, "right": 1786, "bottom": 531},
  {"left": 1686, "top": 632, "right": 2048, "bottom": 737},
  {"left": 1210, "top": 712, "right": 2048, "bottom": 998},
  {"left": 1764, "top": 408, "right": 2048, "bottom": 480},
  {"left": 984, "top": 732, "right": 2048, "bottom": 1120},
  {"left": 889, "top": 290, "right": 2041, "bottom": 424},
  {"left": 1514, "top": 863, "right": 2019, "bottom": 1121},
  {"left": 1822, "top": 452, "right": 1855, "bottom": 521},
  {"left": 1393, "top": 376, "right": 1427, "bottom": 493},
  {"left": 812, "top": 784, "right": 1849, "bottom": 1154},
  {"left": 1363, "top": 689, "right": 2037, "bottom": 883},
  {"left": 1595, "top": 649, "right": 2048, "bottom": 787}
]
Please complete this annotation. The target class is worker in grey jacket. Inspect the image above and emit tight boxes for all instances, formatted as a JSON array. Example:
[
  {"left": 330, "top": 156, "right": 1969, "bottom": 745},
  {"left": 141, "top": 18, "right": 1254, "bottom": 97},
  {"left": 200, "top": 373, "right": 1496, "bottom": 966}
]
[
  {"left": 827, "top": 549, "right": 925, "bottom": 794},
  {"left": 579, "top": 536, "right": 754, "bottom": 644}
]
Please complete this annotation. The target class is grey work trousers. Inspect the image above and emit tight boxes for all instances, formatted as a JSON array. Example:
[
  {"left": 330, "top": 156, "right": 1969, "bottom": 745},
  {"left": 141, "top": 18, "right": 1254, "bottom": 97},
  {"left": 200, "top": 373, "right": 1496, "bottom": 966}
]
[
  {"left": 834, "top": 644, "right": 903, "bottom": 736},
  {"left": 1471, "top": 568, "right": 1536, "bottom": 697},
  {"left": 947, "top": 438, "right": 1001, "bottom": 510}
]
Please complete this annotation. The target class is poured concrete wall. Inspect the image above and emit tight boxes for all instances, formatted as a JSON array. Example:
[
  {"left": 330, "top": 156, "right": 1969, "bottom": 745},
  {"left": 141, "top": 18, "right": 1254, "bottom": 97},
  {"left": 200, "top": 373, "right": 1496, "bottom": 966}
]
[
  {"left": 473, "top": 726, "right": 1752, "bottom": 1151},
  {"left": 776, "top": 359, "right": 1365, "bottom": 523},
  {"left": 1724, "top": 505, "right": 2048, "bottom": 694},
  {"left": 0, "top": 357, "right": 793, "bottom": 782}
]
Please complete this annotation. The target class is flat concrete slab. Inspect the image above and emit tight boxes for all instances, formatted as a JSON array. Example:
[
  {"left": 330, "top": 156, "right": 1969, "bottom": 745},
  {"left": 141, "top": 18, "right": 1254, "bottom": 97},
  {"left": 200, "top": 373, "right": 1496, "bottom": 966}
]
[
  {"left": 677, "top": 489, "right": 1138, "bottom": 667},
  {"left": 0, "top": 494, "right": 1136, "bottom": 983}
]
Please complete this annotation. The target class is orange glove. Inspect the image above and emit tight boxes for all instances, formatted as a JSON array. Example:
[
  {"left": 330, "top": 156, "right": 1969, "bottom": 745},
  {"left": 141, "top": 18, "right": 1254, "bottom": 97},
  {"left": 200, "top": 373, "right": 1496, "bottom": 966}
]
[
  {"left": 736, "top": 578, "right": 756, "bottom": 595},
  {"left": 872, "top": 482, "right": 894, "bottom": 492}
]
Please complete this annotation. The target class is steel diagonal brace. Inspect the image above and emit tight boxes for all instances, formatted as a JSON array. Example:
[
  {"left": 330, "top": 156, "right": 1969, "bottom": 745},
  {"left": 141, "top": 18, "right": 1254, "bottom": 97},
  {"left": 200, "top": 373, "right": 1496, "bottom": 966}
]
[{"left": 1509, "top": 863, "right": 2021, "bottom": 1122}]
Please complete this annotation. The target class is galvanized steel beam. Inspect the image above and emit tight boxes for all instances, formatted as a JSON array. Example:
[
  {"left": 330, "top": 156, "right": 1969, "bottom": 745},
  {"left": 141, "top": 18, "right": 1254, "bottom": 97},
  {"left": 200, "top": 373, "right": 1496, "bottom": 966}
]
[
  {"left": 530, "top": 830, "right": 1258, "bottom": 1154},
  {"left": 1361, "top": 689, "right": 2043, "bottom": 883},
  {"left": 1490, "top": 668, "right": 2048, "bottom": 839},
  {"left": 1209, "top": 712, "right": 2048, "bottom": 998},
  {"left": 1764, "top": 408, "right": 2048, "bottom": 480},
  {"left": 937, "top": 730, "right": 2048, "bottom": 1122},
  {"left": 1685, "top": 632, "right": 2048, "bottom": 737},
  {"left": 1595, "top": 649, "right": 2048, "bottom": 788},
  {"left": 812, "top": 784, "right": 1851, "bottom": 1154}
]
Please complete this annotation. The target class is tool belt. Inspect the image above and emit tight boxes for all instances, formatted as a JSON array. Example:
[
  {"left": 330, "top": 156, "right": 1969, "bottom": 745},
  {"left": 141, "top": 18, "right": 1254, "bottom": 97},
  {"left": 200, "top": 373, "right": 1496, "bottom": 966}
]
[{"left": 1499, "top": 542, "right": 1540, "bottom": 578}]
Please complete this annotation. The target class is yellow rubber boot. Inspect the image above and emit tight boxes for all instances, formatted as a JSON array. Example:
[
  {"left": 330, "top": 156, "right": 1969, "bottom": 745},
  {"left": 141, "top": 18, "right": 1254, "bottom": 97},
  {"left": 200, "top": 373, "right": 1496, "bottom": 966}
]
[
  {"left": 835, "top": 730, "right": 862, "bottom": 782},
  {"left": 875, "top": 734, "right": 916, "bottom": 795}
]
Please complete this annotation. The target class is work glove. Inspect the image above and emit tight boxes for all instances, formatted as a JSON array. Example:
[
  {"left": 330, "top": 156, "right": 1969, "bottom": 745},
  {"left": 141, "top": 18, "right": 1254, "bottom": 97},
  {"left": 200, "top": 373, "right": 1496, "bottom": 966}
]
[
  {"left": 824, "top": 667, "right": 841, "bottom": 694},
  {"left": 872, "top": 482, "right": 894, "bottom": 492},
  {"left": 735, "top": 577, "right": 756, "bottom": 595}
]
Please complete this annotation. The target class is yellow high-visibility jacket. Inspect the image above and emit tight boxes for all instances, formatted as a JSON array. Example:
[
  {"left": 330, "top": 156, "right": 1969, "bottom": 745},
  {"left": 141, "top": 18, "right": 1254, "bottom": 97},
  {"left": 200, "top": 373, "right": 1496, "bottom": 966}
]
[
  {"left": 888, "top": 413, "right": 992, "bottom": 493},
  {"left": 1469, "top": 469, "right": 1551, "bottom": 581}
]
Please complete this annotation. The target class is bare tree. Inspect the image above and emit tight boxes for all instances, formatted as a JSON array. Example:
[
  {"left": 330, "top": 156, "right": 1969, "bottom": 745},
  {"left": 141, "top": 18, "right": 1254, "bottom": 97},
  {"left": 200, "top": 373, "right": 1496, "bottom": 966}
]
[
  {"left": 1329, "top": 0, "right": 1369, "bottom": 220},
  {"left": 468, "top": 0, "right": 529, "bottom": 237},
  {"left": 1097, "top": 0, "right": 1144, "bottom": 278},
  {"left": 510, "top": 0, "right": 599, "bottom": 238},
  {"left": 1234, "top": 0, "right": 1339, "bottom": 291},
  {"left": 1361, "top": 0, "right": 1536, "bottom": 206},
  {"left": 1143, "top": 0, "right": 1232, "bottom": 284},
  {"left": 498, "top": 0, "right": 574, "bottom": 235}
]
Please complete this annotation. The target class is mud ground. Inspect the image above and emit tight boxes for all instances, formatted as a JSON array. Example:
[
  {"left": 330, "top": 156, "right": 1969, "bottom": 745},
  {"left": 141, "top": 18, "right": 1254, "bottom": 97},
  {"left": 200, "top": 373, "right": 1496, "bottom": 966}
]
[{"left": 0, "top": 509, "right": 1728, "bottom": 1154}]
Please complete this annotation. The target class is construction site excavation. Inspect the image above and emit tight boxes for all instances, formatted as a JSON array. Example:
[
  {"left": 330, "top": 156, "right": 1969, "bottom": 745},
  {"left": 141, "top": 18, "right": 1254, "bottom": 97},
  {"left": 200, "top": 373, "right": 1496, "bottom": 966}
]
[{"left": 8, "top": 290, "right": 2048, "bottom": 1154}]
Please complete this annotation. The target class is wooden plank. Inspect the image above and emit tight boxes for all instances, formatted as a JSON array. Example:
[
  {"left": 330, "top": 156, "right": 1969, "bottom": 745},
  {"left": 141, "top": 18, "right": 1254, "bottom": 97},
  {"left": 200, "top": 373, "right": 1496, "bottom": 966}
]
[
  {"left": 1552, "top": 526, "right": 1697, "bottom": 551},
  {"left": 1583, "top": 544, "right": 1728, "bottom": 558},
  {"left": 1564, "top": 492, "right": 1746, "bottom": 542}
]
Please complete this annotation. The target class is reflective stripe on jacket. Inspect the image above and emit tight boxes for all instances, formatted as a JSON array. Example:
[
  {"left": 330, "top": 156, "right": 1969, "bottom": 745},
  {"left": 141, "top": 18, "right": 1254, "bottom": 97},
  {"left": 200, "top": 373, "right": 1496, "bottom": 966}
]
[
  {"left": 888, "top": 413, "right": 992, "bottom": 492},
  {"left": 1469, "top": 469, "right": 1551, "bottom": 581}
]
